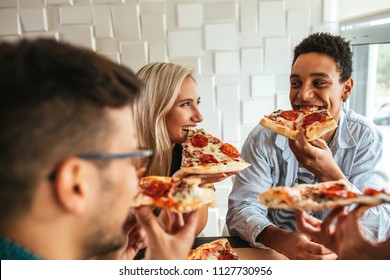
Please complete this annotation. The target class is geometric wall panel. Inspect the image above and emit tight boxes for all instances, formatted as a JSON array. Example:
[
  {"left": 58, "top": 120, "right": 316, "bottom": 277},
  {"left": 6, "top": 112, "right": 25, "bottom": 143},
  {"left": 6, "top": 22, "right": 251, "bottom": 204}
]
[
  {"left": 259, "top": 1, "right": 286, "bottom": 37},
  {"left": 20, "top": 8, "right": 48, "bottom": 32},
  {"left": 168, "top": 30, "right": 203, "bottom": 57},
  {"left": 205, "top": 23, "right": 238, "bottom": 50},
  {"left": 0, "top": 9, "right": 21, "bottom": 35},
  {"left": 177, "top": 3, "right": 203, "bottom": 28}
]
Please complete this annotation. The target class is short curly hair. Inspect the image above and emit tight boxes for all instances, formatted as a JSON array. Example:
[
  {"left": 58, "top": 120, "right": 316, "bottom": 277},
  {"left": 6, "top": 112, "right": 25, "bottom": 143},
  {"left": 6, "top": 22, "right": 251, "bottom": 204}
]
[{"left": 292, "top": 33, "right": 352, "bottom": 83}]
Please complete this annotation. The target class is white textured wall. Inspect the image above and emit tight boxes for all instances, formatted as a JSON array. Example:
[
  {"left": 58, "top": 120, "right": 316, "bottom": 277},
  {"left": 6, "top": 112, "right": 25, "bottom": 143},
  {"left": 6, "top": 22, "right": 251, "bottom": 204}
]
[{"left": 0, "top": 0, "right": 340, "bottom": 236}]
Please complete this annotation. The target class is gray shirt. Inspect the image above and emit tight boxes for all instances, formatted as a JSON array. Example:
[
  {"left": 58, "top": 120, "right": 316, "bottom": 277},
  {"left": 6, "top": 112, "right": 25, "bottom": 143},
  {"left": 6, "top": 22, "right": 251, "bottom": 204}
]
[{"left": 227, "top": 108, "right": 390, "bottom": 248}]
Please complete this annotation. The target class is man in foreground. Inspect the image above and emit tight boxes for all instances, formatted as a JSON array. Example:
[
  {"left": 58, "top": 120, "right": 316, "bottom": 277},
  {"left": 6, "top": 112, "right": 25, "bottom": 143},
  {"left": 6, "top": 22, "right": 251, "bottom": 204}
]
[{"left": 0, "top": 39, "right": 198, "bottom": 260}]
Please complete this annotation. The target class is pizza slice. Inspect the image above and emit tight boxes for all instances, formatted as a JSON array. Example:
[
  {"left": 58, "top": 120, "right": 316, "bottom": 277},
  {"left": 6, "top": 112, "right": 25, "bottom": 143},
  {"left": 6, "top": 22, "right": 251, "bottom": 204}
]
[
  {"left": 259, "top": 179, "right": 390, "bottom": 211},
  {"left": 259, "top": 108, "right": 338, "bottom": 141},
  {"left": 188, "top": 238, "right": 239, "bottom": 260},
  {"left": 131, "top": 176, "right": 216, "bottom": 213},
  {"left": 181, "top": 128, "right": 251, "bottom": 174}
]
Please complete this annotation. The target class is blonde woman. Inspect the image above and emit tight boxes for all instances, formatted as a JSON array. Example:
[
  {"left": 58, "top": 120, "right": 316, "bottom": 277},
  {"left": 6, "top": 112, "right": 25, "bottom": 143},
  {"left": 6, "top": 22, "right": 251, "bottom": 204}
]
[{"left": 135, "top": 62, "right": 235, "bottom": 235}]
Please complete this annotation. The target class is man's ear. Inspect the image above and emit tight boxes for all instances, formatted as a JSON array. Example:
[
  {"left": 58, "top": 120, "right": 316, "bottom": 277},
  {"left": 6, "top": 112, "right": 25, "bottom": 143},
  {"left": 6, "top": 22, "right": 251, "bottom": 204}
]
[
  {"left": 343, "top": 78, "right": 354, "bottom": 100},
  {"left": 52, "top": 157, "right": 96, "bottom": 214}
]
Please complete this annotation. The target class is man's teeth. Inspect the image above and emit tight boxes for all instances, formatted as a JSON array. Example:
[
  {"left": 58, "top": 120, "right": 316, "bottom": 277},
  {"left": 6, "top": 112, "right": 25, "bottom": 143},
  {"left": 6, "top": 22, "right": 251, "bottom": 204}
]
[{"left": 297, "top": 106, "right": 323, "bottom": 111}]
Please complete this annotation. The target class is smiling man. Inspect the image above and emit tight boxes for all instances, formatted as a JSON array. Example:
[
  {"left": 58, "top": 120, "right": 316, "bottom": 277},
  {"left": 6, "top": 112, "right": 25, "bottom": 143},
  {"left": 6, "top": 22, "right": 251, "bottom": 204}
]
[{"left": 227, "top": 33, "right": 390, "bottom": 260}]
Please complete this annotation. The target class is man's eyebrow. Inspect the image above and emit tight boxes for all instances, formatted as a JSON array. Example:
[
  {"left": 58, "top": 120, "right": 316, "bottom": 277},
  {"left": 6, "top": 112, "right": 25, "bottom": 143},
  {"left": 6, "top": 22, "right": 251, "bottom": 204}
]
[
  {"left": 289, "top": 72, "right": 331, "bottom": 79},
  {"left": 310, "top": 72, "right": 331, "bottom": 78}
]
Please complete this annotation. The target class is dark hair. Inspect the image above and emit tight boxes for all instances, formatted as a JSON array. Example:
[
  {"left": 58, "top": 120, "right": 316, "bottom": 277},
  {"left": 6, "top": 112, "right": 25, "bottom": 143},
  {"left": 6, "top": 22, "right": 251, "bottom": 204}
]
[
  {"left": 0, "top": 39, "right": 141, "bottom": 223},
  {"left": 292, "top": 32, "right": 352, "bottom": 82}
]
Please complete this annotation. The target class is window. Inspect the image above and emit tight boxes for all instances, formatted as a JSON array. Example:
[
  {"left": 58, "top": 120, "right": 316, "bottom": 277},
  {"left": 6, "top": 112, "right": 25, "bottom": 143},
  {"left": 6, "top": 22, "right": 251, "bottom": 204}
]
[{"left": 341, "top": 13, "right": 390, "bottom": 173}]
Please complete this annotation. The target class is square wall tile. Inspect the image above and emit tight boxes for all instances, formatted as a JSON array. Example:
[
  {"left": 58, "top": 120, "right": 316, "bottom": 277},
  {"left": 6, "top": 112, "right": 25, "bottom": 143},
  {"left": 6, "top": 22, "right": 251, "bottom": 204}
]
[
  {"left": 215, "top": 52, "right": 240, "bottom": 74},
  {"left": 200, "top": 50, "right": 214, "bottom": 75},
  {"left": 241, "top": 48, "right": 263, "bottom": 74},
  {"left": 168, "top": 30, "right": 203, "bottom": 57},
  {"left": 99, "top": 52, "right": 121, "bottom": 64},
  {"left": 23, "top": 31, "right": 59, "bottom": 40},
  {"left": 95, "top": 38, "right": 118, "bottom": 52},
  {"left": 148, "top": 41, "right": 167, "bottom": 62},
  {"left": 287, "top": 10, "right": 310, "bottom": 47},
  {"left": 196, "top": 75, "right": 216, "bottom": 112},
  {"left": 199, "top": 110, "right": 222, "bottom": 140},
  {"left": 205, "top": 23, "right": 238, "bottom": 50},
  {"left": 170, "top": 57, "right": 201, "bottom": 76},
  {"left": 120, "top": 41, "right": 148, "bottom": 73},
  {"left": 141, "top": 14, "right": 166, "bottom": 41},
  {"left": 276, "top": 93, "right": 291, "bottom": 110},
  {"left": 92, "top": 0, "right": 126, "bottom": 4},
  {"left": 286, "top": 0, "right": 311, "bottom": 9},
  {"left": 217, "top": 85, "right": 240, "bottom": 142},
  {"left": 140, "top": 1, "right": 166, "bottom": 14},
  {"left": 94, "top": 5, "right": 113, "bottom": 38},
  {"left": 242, "top": 97, "right": 275, "bottom": 125},
  {"left": 177, "top": 3, "right": 203, "bottom": 28},
  {"left": 0, "top": 0, "right": 17, "bottom": 8},
  {"left": 240, "top": 0, "right": 257, "bottom": 33},
  {"left": 259, "top": 1, "right": 286, "bottom": 37},
  {"left": 19, "top": 0, "right": 44, "bottom": 8},
  {"left": 46, "top": 0, "right": 74, "bottom": 5},
  {"left": 59, "top": 25, "right": 95, "bottom": 50},
  {"left": 112, "top": 3, "right": 141, "bottom": 40},
  {"left": 60, "top": 6, "right": 93, "bottom": 25},
  {"left": 215, "top": 74, "right": 240, "bottom": 86},
  {"left": 204, "top": 1, "right": 238, "bottom": 21},
  {"left": 264, "top": 37, "right": 291, "bottom": 74},
  {"left": 311, "top": 0, "right": 323, "bottom": 26},
  {"left": 251, "top": 75, "right": 276, "bottom": 97},
  {"left": 0, "top": 9, "right": 21, "bottom": 35},
  {"left": 276, "top": 73, "right": 290, "bottom": 92},
  {"left": 20, "top": 8, "right": 48, "bottom": 32}
]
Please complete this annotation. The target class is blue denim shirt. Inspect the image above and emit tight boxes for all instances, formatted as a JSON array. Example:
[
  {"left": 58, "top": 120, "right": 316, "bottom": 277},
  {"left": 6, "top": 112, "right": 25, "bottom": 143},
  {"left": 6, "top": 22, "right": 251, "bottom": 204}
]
[{"left": 227, "top": 108, "right": 390, "bottom": 248}]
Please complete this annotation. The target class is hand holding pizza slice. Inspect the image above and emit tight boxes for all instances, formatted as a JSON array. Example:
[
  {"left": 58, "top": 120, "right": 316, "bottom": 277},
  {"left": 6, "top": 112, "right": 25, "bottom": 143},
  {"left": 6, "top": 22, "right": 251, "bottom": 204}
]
[
  {"left": 181, "top": 128, "right": 251, "bottom": 174},
  {"left": 260, "top": 108, "right": 338, "bottom": 141},
  {"left": 259, "top": 179, "right": 390, "bottom": 211},
  {"left": 131, "top": 176, "right": 216, "bottom": 213}
]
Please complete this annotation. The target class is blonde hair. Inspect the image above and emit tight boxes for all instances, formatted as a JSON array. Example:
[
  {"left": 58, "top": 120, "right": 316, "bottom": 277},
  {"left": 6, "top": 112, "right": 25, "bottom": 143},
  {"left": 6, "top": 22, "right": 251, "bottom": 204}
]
[{"left": 135, "top": 62, "right": 194, "bottom": 176}]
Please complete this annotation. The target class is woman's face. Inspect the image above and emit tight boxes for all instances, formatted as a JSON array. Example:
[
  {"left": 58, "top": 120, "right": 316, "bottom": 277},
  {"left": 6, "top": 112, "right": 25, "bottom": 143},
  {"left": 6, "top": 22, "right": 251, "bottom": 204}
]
[{"left": 166, "top": 77, "right": 204, "bottom": 144}]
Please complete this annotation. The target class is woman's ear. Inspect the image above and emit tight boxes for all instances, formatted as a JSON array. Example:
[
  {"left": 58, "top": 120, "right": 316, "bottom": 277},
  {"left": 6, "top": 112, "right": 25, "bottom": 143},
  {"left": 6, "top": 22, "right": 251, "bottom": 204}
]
[{"left": 52, "top": 157, "right": 95, "bottom": 214}]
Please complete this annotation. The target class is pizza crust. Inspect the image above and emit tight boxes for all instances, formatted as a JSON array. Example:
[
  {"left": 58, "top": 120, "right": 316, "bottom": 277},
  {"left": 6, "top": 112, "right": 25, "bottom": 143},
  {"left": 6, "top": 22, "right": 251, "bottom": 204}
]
[
  {"left": 259, "top": 117, "right": 299, "bottom": 140},
  {"left": 305, "top": 118, "right": 338, "bottom": 141},
  {"left": 182, "top": 160, "right": 251, "bottom": 174}
]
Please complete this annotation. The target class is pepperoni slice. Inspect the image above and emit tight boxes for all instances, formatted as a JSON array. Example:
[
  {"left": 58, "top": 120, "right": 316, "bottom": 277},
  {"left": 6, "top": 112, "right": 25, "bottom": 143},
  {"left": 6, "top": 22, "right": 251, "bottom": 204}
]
[
  {"left": 363, "top": 188, "right": 386, "bottom": 196},
  {"left": 142, "top": 182, "right": 171, "bottom": 198},
  {"left": 302, "top": 112, "right": 326, "bottom": 127},
  {"left": 200, "top": 154, "right": 218, "bottom": 163},
  {"left": 280, "top": 110, "right": 299, "bottom": 121},
  {"left": 220, "top": 143, "right": 240, "bottom": 158},
  {"left": 191, "top": 134, "right": 209, "bottom": 148},
  {"left": 322, "top": 185, "right": 357, "bottom": 199}
]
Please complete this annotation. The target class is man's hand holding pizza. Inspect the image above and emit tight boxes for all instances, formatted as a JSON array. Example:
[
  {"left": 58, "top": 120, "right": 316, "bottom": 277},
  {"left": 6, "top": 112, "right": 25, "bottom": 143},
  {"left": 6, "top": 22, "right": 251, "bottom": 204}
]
[
  {"left": 288, "top": 130, "right": 348, "bottom": 182},
  {"left": 135, "top": 206, "right": 200, "bottom": 260}
]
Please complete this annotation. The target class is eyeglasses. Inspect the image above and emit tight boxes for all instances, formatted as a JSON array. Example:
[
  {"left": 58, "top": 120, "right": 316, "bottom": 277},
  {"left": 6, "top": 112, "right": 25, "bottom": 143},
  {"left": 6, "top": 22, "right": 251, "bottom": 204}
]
[{"left": 48, "top": 149, "right": 153, "bottom": 181}]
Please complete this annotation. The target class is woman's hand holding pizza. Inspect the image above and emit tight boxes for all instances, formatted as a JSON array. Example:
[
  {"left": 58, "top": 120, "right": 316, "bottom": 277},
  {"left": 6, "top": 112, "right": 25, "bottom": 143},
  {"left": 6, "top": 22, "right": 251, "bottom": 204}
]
[{"left": 288, "top": 130, "right": 347, "bottom": 182}]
